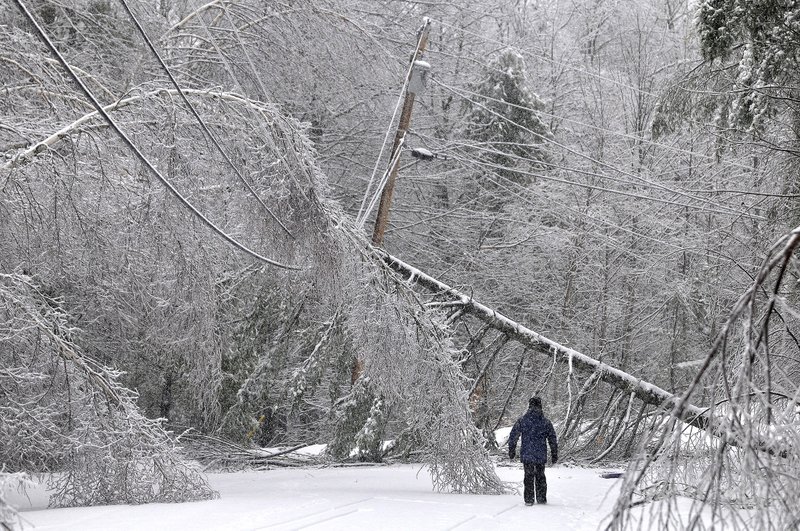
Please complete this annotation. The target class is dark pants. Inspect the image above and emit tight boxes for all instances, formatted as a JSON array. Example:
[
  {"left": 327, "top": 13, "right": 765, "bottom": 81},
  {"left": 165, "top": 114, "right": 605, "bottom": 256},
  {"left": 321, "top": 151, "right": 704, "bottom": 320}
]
[{"left": 523, "top": 462, "right": 547, "bottom": 504}]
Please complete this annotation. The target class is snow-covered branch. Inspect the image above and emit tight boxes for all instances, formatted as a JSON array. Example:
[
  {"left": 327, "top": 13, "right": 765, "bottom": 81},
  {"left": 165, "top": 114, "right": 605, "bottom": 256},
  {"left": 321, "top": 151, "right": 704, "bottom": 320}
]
[
  {"left": 0, "top": 273, "right": 218, "bottom": 508},
  {"left": 2, "top": 88, "right": 283, "bottom": 172}
]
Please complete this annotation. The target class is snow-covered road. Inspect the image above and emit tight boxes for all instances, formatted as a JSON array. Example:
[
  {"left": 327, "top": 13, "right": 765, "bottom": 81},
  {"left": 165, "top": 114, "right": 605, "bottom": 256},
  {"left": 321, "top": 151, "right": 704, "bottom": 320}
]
[{"left": 12, "top": 464, "right": 622, "bottom": 530}]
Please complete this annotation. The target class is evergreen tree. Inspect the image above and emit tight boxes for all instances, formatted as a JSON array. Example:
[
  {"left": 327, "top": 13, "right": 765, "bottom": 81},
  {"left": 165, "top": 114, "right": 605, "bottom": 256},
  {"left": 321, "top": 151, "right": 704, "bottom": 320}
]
[
  {"left": 462, "top": 49, "right": 552, "bottom": 206},
  {"left": 697, "top": 0, "right": 800, "bottom": 131}
]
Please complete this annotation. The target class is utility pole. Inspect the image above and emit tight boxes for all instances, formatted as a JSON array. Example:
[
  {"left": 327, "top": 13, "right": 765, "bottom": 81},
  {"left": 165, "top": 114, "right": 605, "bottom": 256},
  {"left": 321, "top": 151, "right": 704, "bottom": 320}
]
[
  {"left": 371, "top": 18, "right": 431, "bottom": 246},
  {"left": 352, "top": 19, "right": 431, "bottom": 386}
]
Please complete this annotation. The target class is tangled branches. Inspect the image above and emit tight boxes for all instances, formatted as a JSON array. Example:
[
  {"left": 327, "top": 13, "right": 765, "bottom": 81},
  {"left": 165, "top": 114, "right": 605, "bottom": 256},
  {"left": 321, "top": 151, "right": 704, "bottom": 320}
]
[
  {"left": 180, "top": 434, "right": 317, "bottom": 471},
  {"left": 610, "top": 227, "right": 800, "bottom": 530},
  {"left": 334, "top": 261, "right": 508, "bottom": 494},
  {"left": 0, "top": 273, "right": 218, "bottom": 507},
  {"left": 0, "top": 4, "right": 507, "bottom": 498}
]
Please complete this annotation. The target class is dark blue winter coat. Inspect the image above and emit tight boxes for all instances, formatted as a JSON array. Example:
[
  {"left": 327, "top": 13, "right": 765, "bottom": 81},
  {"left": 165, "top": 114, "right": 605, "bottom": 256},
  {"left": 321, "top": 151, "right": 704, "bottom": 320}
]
[{"left": 508, "top": 406, "right": 558, "bottom": 464}]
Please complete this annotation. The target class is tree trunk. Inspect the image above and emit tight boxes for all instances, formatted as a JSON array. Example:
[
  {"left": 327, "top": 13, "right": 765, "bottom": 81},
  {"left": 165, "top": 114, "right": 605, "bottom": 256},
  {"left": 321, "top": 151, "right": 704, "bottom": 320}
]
[{"left": 379, "top": 251, "right": 710, "bottom": 428}]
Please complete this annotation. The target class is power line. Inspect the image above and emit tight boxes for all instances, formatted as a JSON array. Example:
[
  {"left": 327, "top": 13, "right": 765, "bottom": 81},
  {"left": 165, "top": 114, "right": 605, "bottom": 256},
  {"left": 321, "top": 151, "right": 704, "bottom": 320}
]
[
  {"left": 432, "top": 78, "right": 762, "bottom": 220},
  {"left": 420, "top": 31, "right": 784, "bottom": 202},
  {"left": 13, "top": 0, "right": 299, "bottom": 270},
  {"left": 359, "top": 136, "right": 406, "bottom": 229},
  {"left": 430, "top": 16, "right": 659, "bottom": 98},
  {"left": 412, "top": 133, "right": 761, "bottom": 220},
  {"left": 393, "top": 136, "right": 749, "bottom": 260},
  {"left": 430, "top": 76, "right": 758, "bottom": 174},
  {"left": 414, "top": 132, "right": 703, "bottom": 198},
  {"left": 118, "top": 0, "right": 294, "bottom": 239},
  {"left": 356, "top": 76, "right": 409, "bottom": 226},
  {"left": 356, "top": 19, "right": 429, "bottom": 227},
  {"left": 448, "top": 154, "right": 692, "bottom": 253}
]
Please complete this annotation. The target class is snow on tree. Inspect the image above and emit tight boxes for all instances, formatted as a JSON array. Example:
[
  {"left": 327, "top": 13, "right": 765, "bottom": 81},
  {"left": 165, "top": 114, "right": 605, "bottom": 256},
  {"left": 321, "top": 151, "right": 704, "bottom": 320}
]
[
  {"left": 333, "top": 262, "right": 507, "bottom": 493},
  {"left": 9, "top": 0, "right": 800, "bottom": 520},
  {"left": 462, "top": 48, "right": 552, "bottom": 204},
  {"left": 609, "top": 227, "right": 800, "bottom": 529},
  {"left": 0, "top": 272, "right": 218, "bottom": 507},
  {"left": 697, "top": 0, "right": 800, "bottom": 132},
  {"left": 0, "top": 5, "right": 507, "bottom": 501}
]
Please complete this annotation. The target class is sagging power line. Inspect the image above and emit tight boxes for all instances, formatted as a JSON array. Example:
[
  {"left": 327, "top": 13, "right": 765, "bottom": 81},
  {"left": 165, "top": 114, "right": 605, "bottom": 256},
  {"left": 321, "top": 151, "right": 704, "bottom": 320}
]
[{"left": 13, "top": 0, "right": 299, "bottom": 270}]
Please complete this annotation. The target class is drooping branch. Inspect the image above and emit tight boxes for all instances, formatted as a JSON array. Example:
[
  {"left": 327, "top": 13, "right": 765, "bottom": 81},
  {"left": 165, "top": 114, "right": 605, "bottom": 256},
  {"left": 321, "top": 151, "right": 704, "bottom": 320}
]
[
  {"left": 0, "top": 272, "right": 219, "bottom": 507},
  {"left": 2, "top": 88, "right": 286, "bottom": 171},
  {"left": 3, "top": 1, "right": 295, "bottom": 271},
  {"left": 607, "top": 229, "right": 800, "bottom": 530}
]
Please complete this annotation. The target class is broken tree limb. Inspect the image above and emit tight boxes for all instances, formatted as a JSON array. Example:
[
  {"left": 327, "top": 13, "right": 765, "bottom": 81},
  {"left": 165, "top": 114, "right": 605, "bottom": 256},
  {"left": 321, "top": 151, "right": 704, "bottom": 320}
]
[{"left": 377, "top": 250, "right": 712, "bottom": 431}]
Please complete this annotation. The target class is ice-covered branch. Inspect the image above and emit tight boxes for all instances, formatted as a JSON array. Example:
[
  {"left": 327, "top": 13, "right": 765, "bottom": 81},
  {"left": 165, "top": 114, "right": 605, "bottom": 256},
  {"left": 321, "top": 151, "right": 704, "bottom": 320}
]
[
  {"left": 2, "top": 88, "right": 284, "bottom": 172},
  {"left": 0, "top": 273, "right": 218, "bottom": 508}
]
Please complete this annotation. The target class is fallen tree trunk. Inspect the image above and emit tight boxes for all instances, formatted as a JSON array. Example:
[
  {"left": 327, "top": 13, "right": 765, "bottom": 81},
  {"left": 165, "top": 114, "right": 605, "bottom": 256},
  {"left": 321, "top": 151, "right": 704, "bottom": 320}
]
[{"left": 379, "top": 251, "right": 712, "bottom": 431}]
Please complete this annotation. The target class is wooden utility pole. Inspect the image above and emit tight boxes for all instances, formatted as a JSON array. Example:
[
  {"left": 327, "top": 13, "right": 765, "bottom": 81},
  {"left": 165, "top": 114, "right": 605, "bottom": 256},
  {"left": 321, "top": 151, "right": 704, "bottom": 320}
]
[
  {"left": 371, "top": 19, "right": 431, "bottom": 246},
  {"left": 352, "top": 19, "right": 431, "bottom": 385}
]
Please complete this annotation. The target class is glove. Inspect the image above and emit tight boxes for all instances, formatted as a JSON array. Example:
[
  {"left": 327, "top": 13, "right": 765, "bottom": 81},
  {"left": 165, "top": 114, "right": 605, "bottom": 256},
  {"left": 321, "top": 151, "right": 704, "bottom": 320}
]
[
  {"left": 551, "top": 454, "right": 558, "bottom": 465},
  {"left": 509, "top": 449, "right": 516, "bottom": 460}
]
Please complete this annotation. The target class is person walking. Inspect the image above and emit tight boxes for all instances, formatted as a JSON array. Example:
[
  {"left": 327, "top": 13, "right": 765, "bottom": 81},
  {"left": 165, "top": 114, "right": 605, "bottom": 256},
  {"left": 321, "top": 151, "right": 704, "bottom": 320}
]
[{"left": 508, "top": 396, "right": 558, "bottom": 505}]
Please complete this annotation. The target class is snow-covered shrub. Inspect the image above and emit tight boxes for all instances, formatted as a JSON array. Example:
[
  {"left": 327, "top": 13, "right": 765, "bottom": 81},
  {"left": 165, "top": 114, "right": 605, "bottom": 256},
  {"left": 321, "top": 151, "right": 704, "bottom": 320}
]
[
  {"left": 329, "top": 377, "right": 382, "bottom": 461},
  {"left": 0, "top": 273, "right": 217, "bottom": 507}
]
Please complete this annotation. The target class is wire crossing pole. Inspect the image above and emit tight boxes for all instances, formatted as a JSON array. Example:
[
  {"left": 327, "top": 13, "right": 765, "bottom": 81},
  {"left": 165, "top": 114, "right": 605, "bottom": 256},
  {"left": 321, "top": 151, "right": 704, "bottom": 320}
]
[
  {"left": 351, "top": 20, "right": 432, "bottom": 385},
  {"left": 371, "top": 19, "right": 431, "bottom": 246}
]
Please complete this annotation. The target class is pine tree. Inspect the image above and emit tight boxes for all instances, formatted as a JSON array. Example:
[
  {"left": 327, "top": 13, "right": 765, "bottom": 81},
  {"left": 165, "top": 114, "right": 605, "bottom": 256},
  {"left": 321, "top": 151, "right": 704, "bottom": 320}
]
[
  {"left": 463, "top": 49, "right": 552, "bottom": 206},
  {"left": 697, "top": 0, "right": 800, "bottom": 131}
]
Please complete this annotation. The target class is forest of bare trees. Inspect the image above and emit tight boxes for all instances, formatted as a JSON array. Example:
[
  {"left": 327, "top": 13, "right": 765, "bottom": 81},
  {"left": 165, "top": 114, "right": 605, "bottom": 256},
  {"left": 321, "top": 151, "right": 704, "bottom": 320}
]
[{"left": 3, "top": 0, "right": 800, "bottom": 529}]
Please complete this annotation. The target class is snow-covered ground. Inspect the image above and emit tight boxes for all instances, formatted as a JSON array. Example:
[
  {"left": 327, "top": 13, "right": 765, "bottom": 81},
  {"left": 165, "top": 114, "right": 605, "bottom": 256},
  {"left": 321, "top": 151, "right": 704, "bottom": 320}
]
[{"left": 10, "top": 464, "right": 623, "bottom": 530}]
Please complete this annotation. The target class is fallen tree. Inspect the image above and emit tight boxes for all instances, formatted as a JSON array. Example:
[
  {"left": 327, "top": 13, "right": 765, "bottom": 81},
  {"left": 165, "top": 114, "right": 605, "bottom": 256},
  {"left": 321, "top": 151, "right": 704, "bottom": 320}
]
[
  {"left": 379, "top": 250, "right": 712, "bottom": 429},
  {"left": 380, "top": 249, "right": 800, "bottom": 464}
]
